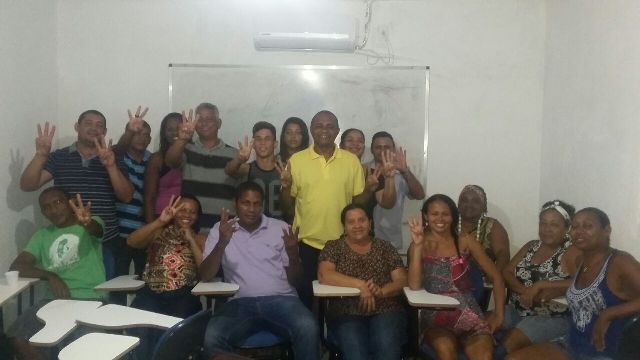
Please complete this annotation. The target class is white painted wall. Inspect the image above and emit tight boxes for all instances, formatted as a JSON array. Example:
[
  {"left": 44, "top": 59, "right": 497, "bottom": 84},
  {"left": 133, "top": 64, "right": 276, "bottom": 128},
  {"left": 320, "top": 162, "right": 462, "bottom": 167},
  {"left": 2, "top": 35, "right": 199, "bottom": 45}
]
[
  {"left": 541, "top": 1, "right": 640, "bottom": 256},
  {"left": 54, "top": 0, "right": 546, "bottom": 253},
  {"left": 0, "top": 0, "right": 57, "bottom": 272}
]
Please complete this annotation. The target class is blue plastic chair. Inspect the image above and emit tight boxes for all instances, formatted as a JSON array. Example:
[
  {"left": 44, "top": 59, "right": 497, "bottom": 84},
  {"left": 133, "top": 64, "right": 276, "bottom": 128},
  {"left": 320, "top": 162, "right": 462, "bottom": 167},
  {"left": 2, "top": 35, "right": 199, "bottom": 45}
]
[{"left": 151, "top": 309, "right": 211, "bottom": 360}]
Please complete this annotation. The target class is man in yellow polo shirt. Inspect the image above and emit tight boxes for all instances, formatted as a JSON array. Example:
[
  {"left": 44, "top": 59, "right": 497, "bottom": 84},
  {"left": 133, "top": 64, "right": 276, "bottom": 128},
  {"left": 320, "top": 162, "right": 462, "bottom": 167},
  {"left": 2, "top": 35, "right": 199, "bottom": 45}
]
[{"left": 280, "top": 110, "right": 365, "bottom": 307}]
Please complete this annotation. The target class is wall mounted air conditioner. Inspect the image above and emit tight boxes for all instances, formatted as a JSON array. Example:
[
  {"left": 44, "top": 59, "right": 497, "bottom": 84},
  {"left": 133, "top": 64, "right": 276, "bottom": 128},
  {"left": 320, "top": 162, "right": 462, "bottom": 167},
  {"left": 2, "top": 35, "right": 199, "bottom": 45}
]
[{"left": 253, "top": 16, "right": 358, "bottom": 53}]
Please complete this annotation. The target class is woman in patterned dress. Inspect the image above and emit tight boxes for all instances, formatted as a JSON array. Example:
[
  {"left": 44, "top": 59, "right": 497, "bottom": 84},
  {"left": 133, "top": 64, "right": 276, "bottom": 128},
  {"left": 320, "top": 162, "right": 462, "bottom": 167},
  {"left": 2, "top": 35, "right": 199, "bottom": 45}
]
[
  {"left": 506, "top": 207, "right": 640, "bottom": 360},
  {"left": 128, "top": 194, "right": 205, "bottom": 317},
  {"left": 407, "top": 194, "right": 505, "bottom": 360},
  {"left": 318, "top": 203, "right": 407, "bottom": 360},
  {"left": 501, "top": 200, "right": 582, "bottom": 353}
]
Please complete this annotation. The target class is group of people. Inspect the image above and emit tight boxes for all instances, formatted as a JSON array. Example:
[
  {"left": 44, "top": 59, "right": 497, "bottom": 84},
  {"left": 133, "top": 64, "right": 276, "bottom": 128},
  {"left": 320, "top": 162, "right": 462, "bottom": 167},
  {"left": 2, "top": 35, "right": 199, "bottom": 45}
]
[{"left": 4, "top": 104, "right": 640, "bottom": 360}]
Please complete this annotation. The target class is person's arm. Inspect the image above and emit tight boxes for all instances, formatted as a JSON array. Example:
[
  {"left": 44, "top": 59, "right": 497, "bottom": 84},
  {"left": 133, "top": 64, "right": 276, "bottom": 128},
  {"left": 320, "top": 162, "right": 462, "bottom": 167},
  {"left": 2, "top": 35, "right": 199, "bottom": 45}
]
[
  {"left": 591, "top": 251, "right": 640, "bottom": 352},
  {"left": 489, "top": 220, "right": 511, "bottom": 272},
  {"left": 276, "top": 161, "right": 295, "bottom": 218},
  {"left": 20, "top": 122, "right": 55, "bottom": 191},
  {"left": 502, "top": 241, "right": 534, "bottom": 295},
  {"left": 352, "top": 166, "right": 379, "bottom": 206},
  {"left": 94, "top": 136, "right": 133, "bottom": 202},
  {"left": 198, "top": 209, "right": 236, "bottom": 281},
  {"left": 224, "top": 136, "right": 252, "bottom": 178},
  {"left": 143, "top": 153, "right": 162, "bottom": 223},
  {"left": 318, "top": 259, "right": 377, "bottom": 313},
  {"left": 127, "top": 219, "right": 163, "bottom": 249},
  {"left": 535, "top": 244, "right": 583, "bottom": 302},
  {"left": 282, "top": 226, "right": 303, "bottom": 287},
  {"left": 394, "top": 146, "right": 425, "bottom": 200},
  {"left": 373, "top": 150, "right": 397, "bottom": 209},
  {"left": 407, "top": 215, "right": 425, "bottom": 290},
  {"left": 378, "top": 267, "right": 407, "bottom": 298},
  {"left": 466, "top": 234, "right": 504, "bottom": 331},
  {"left": 165, "top": 111, "right": 196, "bottom": 168},
  {"left": 184, "top": 229, "right": 204, "bottom": 266},
  {"left": 10, "top": 252, "right": 70, "bottom": 299}
]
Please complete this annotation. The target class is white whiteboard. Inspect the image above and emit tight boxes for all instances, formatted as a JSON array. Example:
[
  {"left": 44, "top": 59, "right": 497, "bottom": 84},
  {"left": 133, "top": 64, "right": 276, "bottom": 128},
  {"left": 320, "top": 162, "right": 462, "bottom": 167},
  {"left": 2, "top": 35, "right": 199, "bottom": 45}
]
[{"left": 169, "top": 64, "right": 429, "bottom": 253}]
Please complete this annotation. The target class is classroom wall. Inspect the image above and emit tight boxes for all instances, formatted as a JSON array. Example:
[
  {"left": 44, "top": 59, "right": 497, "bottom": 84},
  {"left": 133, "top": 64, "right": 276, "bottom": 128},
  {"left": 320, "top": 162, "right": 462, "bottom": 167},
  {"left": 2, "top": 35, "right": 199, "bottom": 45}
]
[
  {"left": 0, "top": 0, "right": 57, "bottom": 272},
  {"left": 541, "top": 1, "right": 640, "bottom": 255},
  {"left": 53, "top": 0, "right": 546, "bottom": 252}
]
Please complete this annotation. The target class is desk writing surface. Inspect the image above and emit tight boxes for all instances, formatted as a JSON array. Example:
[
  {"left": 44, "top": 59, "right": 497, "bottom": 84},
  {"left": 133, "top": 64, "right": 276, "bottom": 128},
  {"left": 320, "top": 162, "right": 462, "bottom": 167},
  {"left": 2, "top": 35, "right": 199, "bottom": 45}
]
[
  {"left": 30, "top": 300, "right": 103, "bottom": 346},
  {"left": 94, "top": 275, "right": 145, "bottom": 292},
  {"left": 0, "top": 277, "right": 39, "bottom": 307},
  {"left": 76, "top": 304, "right": 182, "bottom": 330},
  {"left": 191, "top": 281, "right": 240, "bottom": 296},
  {"left": 312, "top": 280, "right": 360, "bottom": 297},
  {"left": 58, "top": 333, "right": 139, "bottom": 360},
  {"left": 403, "top": 287, "right": 459, "bottom": 308},
  {"left": 552, "top": 297, "right": 567, "bottom": 306}
]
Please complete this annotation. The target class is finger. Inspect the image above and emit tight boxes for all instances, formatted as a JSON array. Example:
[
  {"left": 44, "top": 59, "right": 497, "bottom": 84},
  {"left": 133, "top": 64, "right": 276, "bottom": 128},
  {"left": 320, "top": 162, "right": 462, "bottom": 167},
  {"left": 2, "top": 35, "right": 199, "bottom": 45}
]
[
  {"left": 188, "top": 109, "right": 194, "bottom": 122},
  {"left": 128, "top": 109, "right": 133, "bottom": 120},
  {"left": 75, "top": 193, "right": 85, "bottom": 210},
  {"left": 93, "top": 137, "right": 101, "bottom": 150},
  {"left": 248, "top": 139, "right": 254, "bottom": 149},
  {"left": 37, "top": 123, "right": 43, "bottom": 137},
  {"left": 140, "top": 107, "right": 149, "bottom": 118},
  {"left": 108, "top": 138, "right": 113, "bottom": 148},
  {"left": 181, "top": 110, "right": 188, "bottom": 124},
  {"left": 68, "top": 198, "right": 78, "bottom": 212},
  {"left": 244, "top": 135, "right": 249, "bottom": 147},
  {"left": 86, "top": 201, "right": 92, "bottom": 211},
  {"left": 50, "top": 125, "right": 56, "bottom": 138},
  {"left": 221, "top": 208, "right": 228, "bottom": 222},
  {"left": 135, "top": 105, "right": 142, "bottom": 117},
  {"left": 171, "top": 196, "right": 182, "bottom": 209}
]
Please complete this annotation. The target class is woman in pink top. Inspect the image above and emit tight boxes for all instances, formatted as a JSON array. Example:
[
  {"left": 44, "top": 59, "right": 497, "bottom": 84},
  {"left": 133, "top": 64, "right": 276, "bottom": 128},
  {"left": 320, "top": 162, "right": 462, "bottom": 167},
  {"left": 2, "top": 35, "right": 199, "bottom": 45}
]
[{"left": 144, "top": 112, "right": 182, "bottom": 223}]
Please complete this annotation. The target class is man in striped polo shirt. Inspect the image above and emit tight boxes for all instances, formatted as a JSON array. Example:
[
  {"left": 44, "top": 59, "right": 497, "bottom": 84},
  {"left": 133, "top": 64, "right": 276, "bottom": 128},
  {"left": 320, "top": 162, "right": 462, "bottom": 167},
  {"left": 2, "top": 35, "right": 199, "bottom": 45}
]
[
  {"left": 20, "top": 110, "right": 133, "bottom": 278},
  {"left": 165, "top": 103, "right": 238, "bottom": 232},
  {"left": 111, "top": 110, "right": 152, "bottom": 304}
]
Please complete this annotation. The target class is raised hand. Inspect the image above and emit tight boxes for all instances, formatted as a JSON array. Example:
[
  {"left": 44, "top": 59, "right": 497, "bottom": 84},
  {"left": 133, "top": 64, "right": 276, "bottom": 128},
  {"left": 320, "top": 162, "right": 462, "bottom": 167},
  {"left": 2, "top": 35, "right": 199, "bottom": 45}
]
[
  {"left": 94, "top": 136, "right": 115, "bottom": 168},
  {"left": 178, "top": 110, "right": 197, "bottom": 141},
  {"left": 282, "top": 226, "right": 300, "bottom": 252},
  {"left": 380, "top": 150, "right": 397, "bottom": 178},
  {"left": 365, "top": 167, "right": 382, "bottom": 192},
  {"left": 127, "top": 106, "right": 149, "bottom": 133},
  {"left": 237, "top": 135, "right": 254, "bottom": 162},
  {"left": 408, "top": 215, "right": 425, "bottom": 246},
  {"left": 35, "top": 122, "right": 56, "bottom": 157},
  {"left": 68, "top": 193, "right": 92, "bottom": 226},
  {"left": 218, "top": 208, "right": 238, "bottom": 245},
  {"left": 275, "top": 160, "right": 292, "bottom": 189},
  {"left": 158, "top": 195, "right": 183, "bottom": 224},
  {"left": 394, "top": 146, "right": 409, "bottom": 175}
]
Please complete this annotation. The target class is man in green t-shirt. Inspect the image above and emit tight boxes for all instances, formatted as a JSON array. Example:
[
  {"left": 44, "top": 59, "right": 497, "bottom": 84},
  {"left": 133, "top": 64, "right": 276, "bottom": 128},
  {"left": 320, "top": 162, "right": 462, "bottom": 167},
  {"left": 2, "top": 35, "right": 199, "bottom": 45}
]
[{"left": 7, "top": 186, "right": 106, "bottom": 359}]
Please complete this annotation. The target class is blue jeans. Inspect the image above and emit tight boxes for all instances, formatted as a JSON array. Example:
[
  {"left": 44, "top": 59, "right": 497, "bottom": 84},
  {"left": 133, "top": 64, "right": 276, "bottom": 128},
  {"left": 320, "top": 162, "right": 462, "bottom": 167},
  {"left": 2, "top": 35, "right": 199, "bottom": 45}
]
[
  {"left": 328, "top": 310, "right": 407, "bottom": 360},
  {"left": 204, "top": 295, "right": 320, "bottom": 360}
]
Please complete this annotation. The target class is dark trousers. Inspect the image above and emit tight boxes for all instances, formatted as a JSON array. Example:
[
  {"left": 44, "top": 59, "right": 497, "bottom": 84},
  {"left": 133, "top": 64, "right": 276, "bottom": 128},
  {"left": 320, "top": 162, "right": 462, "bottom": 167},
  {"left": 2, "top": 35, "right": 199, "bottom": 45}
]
[
  {"left": 298, "top": 242, "right": 321, "bottom": 310},
  {"left": 110, "top": 236, "right": 147, "bottom": 305}
]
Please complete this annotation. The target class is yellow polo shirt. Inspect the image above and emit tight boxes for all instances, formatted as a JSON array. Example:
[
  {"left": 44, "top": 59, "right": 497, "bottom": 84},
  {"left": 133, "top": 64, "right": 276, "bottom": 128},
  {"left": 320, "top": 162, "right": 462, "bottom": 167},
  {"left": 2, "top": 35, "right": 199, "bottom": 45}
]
[{"left": 290, "top": 146, "right": 365, "bottom": 249}]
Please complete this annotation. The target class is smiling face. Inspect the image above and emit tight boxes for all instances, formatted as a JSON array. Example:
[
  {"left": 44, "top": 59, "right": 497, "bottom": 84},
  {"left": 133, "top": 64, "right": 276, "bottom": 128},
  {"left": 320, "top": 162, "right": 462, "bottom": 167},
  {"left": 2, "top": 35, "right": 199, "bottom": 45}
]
[
  {"left": 235, "top": 190, "right": 263, "bottom": 230},
  {"left": 570, "top": 210, "right": 611, "bottom": 251},
  {"left": 425, "top": 200, "right": 454, "bottom": 235},
  {"left": 340, "top": 130, "right": 365, "bottom": 159},
  {"left": 173, "top": 198, "right": 200, "bottom": 229},
  {"left": 75, "top": 113, "right": 107, "bottom": 145},
  {"left": 253, "top": 129, "right": 277, "bottom": 159},
  {"left": 310, "top": 113, "right": 339, "bottom": 148},
  {"left": 344, "top": 207, "right": 371, "bottom": 242},
  {"left": 40, "top": 190, "right": 74, "bottom": 227},
  {"left": 163, "top": 118, "right": 180, "bottom": 145},
  {"left": 539, "top": 209, "right": 569, "bottom": 246}
]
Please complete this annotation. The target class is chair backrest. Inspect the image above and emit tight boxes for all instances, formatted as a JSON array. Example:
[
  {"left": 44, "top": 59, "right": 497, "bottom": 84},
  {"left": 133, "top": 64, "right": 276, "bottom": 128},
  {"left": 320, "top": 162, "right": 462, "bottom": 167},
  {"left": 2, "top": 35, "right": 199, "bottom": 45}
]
[
  {"left": 616, "top": 315, "right": 640, "bottom": 360},
  {"left": 152, "top": 309, "right": 212, "bottom": 360}
]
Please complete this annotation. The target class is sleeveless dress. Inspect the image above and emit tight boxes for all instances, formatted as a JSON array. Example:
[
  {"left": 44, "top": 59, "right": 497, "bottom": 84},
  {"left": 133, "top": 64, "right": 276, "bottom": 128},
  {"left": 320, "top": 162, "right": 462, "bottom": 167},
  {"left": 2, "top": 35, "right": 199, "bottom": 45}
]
[
  {"left": 510, "top": 239, "right": 571, "bottom": 316},
  {"left": 566, "top": 250, "right": 629, "bottom": 358},
  {"left": 420, "top": 251, "right": 490, "bottom": 337},
  {"left": 155, "top": 165, "right": 182, "bottom": 215}
]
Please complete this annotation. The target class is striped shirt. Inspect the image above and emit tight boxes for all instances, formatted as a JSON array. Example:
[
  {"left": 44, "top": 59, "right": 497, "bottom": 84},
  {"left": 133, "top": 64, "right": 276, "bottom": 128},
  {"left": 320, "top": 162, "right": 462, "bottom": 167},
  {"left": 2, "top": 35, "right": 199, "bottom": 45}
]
[
  {"left": 181, "top": 138, "right": 238, "bottom": 231},
  {"left": 116, "top": 151, "right": 151, "bottom": 239},
  {"left": 44, "top": 142, "right": 128, "bottom": 243}
]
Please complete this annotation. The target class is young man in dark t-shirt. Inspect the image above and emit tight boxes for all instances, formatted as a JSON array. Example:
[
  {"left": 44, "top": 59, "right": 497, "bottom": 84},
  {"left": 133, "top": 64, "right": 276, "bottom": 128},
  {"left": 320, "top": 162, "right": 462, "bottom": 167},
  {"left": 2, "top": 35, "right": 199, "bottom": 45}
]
[{"left": 225, "top": 121, "right": 283, "bottom": 220}]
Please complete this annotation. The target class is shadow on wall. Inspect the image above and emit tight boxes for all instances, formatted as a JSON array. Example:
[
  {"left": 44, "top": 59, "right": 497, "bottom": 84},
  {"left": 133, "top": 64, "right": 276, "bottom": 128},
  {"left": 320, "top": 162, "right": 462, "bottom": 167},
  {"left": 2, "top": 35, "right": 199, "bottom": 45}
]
[{"left": 6, "top": 148, "right": 41, "bottom": 251}]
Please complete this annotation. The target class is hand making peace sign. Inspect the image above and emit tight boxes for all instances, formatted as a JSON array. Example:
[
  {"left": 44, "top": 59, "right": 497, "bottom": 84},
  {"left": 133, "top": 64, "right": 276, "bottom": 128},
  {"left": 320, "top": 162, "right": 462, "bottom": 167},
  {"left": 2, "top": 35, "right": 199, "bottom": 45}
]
[
  {"left": 237, "top": 135, "right": 254, "bottom": 162},
  {"left": 35, "top": 122, "right": 56, "bottom": 157},
  {"left": 218, "top": 208, "right": 238, "bottom": 245},
  {"left": 126, "top": 106, "right": 149, "bottom": 133},
  {"left": 68, "top": 193, "right": 92, "bottom": 227},
  {"left": 158, "top": 195, "right": 185, "bottom": 225},
  {"left": 94, "top": 136, "right": 115, "bottom": 168},
  {"left": 178, "top": 109, "right": 197, "bottom": 141}
]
